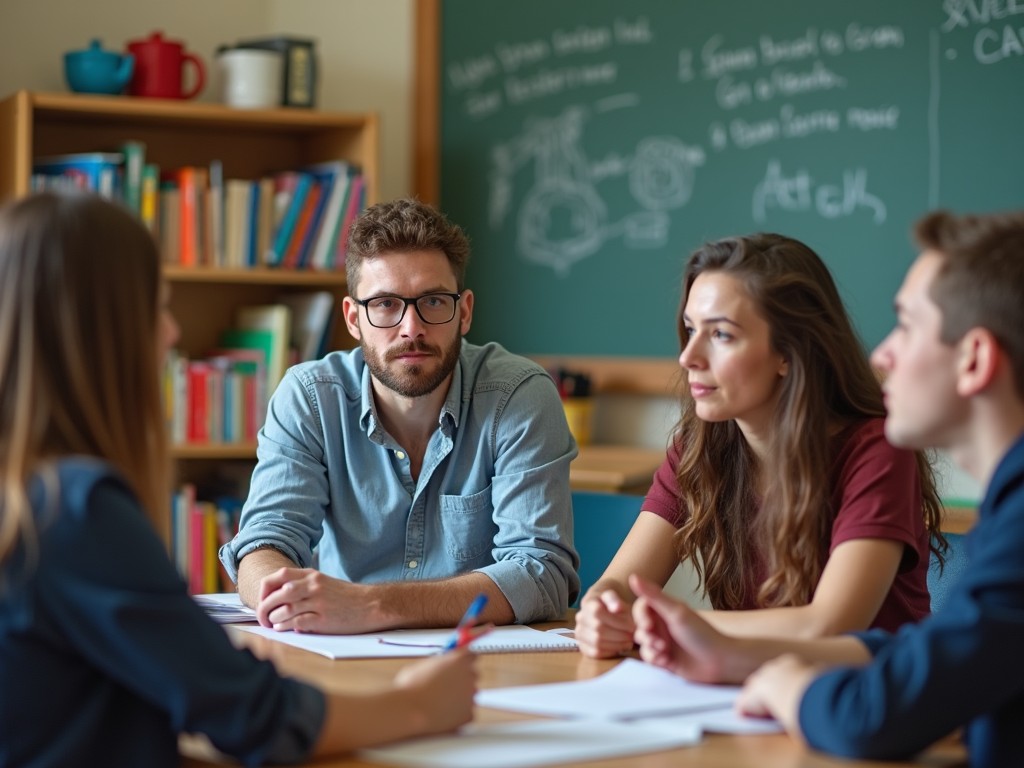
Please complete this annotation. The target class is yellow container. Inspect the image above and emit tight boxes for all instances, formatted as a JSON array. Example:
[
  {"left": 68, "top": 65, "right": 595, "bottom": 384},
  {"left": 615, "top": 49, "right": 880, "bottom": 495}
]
[{"left": 562, "top": 397, "right": 594, "bottom": 447}]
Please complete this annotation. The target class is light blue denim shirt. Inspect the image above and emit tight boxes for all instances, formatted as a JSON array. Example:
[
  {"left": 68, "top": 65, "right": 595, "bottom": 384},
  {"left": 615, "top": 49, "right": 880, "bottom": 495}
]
[{"left": 219, "top": 341, "right": 580, "bottom": 622}]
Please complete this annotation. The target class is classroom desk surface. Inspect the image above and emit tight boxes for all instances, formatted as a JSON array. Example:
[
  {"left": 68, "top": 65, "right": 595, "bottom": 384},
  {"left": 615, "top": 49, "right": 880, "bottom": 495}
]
[{"left": 180, "top": 624, "right": 968, "bottom": 768}]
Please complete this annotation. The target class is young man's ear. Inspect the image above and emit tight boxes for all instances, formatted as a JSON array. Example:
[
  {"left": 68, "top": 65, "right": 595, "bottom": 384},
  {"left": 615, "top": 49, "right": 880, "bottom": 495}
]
[
  {"left": 956, "top": 327, "right": 1000, "bottom": 397},
  {"left": 342, "top": 296, "right": 363, "bottom": 341}
]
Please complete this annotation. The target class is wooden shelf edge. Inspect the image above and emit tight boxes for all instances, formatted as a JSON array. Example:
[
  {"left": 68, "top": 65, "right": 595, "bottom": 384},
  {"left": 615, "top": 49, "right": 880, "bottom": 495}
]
[
  {"left": 172, "top": 443, "right": 257, "bottom": 460},
  {"left": 163, "top": 265, "right": 347, "bottom": 286},
  {"left": 19, "top": 90, "right": 373, "bottom": 129}
]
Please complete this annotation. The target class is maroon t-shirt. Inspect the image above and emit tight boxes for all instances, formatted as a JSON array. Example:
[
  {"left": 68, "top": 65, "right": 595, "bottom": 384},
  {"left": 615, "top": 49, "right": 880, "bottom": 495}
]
[{"left": 642, "top": 418, "right": 931, "bottom": 631}]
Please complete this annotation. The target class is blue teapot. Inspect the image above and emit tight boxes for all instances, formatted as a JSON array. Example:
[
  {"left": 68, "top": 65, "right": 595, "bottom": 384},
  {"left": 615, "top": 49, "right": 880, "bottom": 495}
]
[{"left": 64, "top": 39, "right": 134, "bottom": 95}]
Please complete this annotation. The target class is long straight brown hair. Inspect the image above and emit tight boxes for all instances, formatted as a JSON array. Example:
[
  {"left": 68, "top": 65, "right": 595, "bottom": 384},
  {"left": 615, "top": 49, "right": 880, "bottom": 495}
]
[
  {"left": 672, "top": 234, "right": 944, "bottom": 608},
  {"left": 0, "top": 193, "right": 169, "bottom": 568}
]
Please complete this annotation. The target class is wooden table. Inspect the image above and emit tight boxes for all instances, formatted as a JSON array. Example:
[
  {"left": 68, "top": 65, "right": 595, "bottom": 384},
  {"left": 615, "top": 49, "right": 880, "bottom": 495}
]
[
  {"left": 181, "top": 626, "right": 968, "bottom": 768},
  {"left": 570, "top": 444, "right": 664, "bottom": 495}
]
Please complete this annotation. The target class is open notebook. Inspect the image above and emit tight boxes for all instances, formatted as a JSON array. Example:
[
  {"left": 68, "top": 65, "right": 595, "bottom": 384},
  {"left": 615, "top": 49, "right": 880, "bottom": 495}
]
[{"left": 234, "top": 624, "right": 578, "bottom": 659}]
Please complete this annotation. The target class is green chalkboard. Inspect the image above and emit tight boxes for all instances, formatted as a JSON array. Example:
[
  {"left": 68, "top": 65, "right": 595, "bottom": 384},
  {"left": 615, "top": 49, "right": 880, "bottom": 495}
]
[{"left": 439, "top": 1, "right": 1024, "bottom": 357}]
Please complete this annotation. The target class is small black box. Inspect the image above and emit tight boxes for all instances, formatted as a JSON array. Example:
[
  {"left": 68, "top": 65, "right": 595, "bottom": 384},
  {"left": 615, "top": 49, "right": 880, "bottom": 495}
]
[{"left": 235, "top": 36, "right": 317, "bottom": 108}]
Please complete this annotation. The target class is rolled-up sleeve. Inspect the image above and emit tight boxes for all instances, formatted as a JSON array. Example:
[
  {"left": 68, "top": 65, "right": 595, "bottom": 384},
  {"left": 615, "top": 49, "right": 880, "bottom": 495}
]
[
  {"left": 476, "top": 370, "right": 580, "bottom": 622},
  {"left": 219, "top": 369, "right": 332, "bottom": 582}
]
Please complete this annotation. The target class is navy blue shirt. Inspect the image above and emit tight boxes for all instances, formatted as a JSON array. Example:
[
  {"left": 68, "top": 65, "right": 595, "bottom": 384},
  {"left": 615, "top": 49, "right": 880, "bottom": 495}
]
[
  {"left": 0, "top": 458, "right": 325, "bottom": 768},
  {"left": 800, "top": 433, "right": 1024, "bottom": 767}
]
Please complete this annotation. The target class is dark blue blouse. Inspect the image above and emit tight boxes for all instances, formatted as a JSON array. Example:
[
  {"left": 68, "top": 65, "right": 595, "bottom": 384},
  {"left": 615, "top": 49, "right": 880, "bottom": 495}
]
[{"left": 0, "top": 458, "right": 325, "bottom": 768}]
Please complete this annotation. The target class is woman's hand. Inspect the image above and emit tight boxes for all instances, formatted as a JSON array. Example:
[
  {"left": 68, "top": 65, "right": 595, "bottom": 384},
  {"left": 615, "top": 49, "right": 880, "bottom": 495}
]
[
  {"left": 574, "top": 588, "right": 637, "bottom": 658},
  {"left": 631, "top": 573, "right": 739, "bottom": 684},
  {"left": 394, "top": 650, "right": 478, "bottom": 734}
]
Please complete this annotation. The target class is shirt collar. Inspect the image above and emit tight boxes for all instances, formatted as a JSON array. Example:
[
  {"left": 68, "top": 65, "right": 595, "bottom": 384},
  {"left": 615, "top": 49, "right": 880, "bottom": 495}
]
[{"left": 357, "top": 350, "right": 464, "bottom": 437}]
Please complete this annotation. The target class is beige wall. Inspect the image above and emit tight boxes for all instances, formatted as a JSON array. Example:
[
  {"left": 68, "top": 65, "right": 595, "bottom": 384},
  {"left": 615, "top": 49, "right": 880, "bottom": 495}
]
[{"left": 0, "top": 0, "right": 413, "bottom": 200}]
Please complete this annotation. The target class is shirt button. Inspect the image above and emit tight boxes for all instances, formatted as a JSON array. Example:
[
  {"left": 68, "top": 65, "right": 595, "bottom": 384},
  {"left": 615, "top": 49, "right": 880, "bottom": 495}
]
[
  {"left": 408, "top": 560, "right": 418, "bottom": 569},
  {"left": 396, "top": 451, "right": 406, "bottom": 460}
]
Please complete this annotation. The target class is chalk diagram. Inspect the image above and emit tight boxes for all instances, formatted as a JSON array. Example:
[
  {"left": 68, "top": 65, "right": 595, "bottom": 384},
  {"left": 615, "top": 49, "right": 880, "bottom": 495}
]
[{"left": 489, "top": 104, "right": 704, "bottom": 276}]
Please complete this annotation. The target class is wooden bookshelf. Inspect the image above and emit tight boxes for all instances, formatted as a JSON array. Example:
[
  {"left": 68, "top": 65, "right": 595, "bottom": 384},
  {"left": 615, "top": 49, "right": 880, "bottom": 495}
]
[{"left": 0, "top": 90, "right": 379, "bottom": 528}]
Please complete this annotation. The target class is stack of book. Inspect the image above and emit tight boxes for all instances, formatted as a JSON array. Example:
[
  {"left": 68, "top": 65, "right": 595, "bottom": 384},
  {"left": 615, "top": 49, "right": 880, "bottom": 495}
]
[
  {"left": 31, "top": 141, "right": 367, "bottom": 271},
  {"left": 171, "top": 484, "right": 243, "bottom": 594},
  {"left": 162, "top": 292, "right": 335, "bottom": 447}
]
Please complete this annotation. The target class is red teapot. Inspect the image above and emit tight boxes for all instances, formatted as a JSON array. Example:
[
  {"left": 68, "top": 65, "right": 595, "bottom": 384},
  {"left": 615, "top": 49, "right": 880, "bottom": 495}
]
[{"left": 126, "top": 31, "right": 205, "bottom": 100}]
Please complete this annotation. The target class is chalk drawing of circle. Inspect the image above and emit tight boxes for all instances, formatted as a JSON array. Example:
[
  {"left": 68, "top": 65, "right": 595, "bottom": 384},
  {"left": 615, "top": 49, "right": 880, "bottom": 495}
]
[
  {"left": 629, "top": 137, "right": 696, "bottom": 210},
  {"left": 518, "top": 179, "right": 606, "bottom": 273}
]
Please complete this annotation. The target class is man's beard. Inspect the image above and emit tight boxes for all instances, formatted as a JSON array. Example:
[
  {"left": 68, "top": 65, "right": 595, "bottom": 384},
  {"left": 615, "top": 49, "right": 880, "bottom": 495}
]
[{"left": 362, "top": 335, "right": 462, "bottom": 398}]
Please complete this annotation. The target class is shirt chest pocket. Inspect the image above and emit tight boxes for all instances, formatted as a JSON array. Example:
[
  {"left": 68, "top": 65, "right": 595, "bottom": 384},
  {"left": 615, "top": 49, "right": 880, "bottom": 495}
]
[{"left": 438, "top": 484, "right": 495, "bottom": 562}]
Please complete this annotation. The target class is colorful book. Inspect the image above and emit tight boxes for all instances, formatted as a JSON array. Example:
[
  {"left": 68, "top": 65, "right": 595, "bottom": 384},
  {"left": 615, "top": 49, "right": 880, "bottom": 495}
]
[
  {"left": 207, "top": 159, "right": 225, "bottom": 267},
  {"left": 140, "top": 162, "right": 160, "bottom": 234},
  {"left": 177, "top": 166, "right": 203, "bottom": 267},
  {"left": 266, "top": 172, "right": 313, "bottom": 266},
  {"left": 282, "top": 179, "right": 323, "bottom": 268},
  {"left": 32, "top": 152, "right": 124, "bottom": 198},
  {"left": 235, "top": 304, "right": 292, "bottom": 392},
  {"left": 186, "top": 361, "right": 211, "bottom": 443},
  {"left": 219, "top": 326, "right": 277, "bottom": 402},
  {"left": 278, "top": 291, "right": 335, "bottom": 361},
  {"left": 120, "top": 140, "right": 146, "bottom": 216},
  {"left": 223, "top": 179, "right": 252, "bottom": 268},
  {"left": 307, "top": 161, "right": 353, "bottom": 270},
  {"left": 334, "top": 173, "right": 365, "bottom": 269},
  {"left": 158, "top": 183, "right": 180, "bottom": 265},
  {"left": 253, "top": 177, "right": 276, "bottom": 267},
  {"left": 206, "top": 348, "right": 268, "bottom": 439}
]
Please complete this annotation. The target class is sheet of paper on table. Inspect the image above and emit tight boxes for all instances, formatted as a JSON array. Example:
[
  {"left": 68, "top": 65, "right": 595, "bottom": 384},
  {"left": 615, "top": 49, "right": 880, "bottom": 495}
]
[
  {"left": 233, "top": 624, "right": 578, "bottom": 659},
  {"left": 192, "top": 593, "right": 257, "bottom": 624},
  {"left": 360, "top": 718, "right": 703, "bottom": 768}
]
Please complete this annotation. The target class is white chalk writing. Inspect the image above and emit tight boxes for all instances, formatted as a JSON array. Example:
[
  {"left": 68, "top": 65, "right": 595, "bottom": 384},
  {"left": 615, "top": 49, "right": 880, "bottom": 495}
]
[{"left": 753, "top": 161, "right": 887, "bottom": 223}]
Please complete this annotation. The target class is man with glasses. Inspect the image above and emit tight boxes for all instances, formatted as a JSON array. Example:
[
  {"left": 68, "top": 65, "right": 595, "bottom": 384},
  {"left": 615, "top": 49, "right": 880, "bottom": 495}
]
[{"left": 220, "top": 199, "right": 580, "bottom": 633}]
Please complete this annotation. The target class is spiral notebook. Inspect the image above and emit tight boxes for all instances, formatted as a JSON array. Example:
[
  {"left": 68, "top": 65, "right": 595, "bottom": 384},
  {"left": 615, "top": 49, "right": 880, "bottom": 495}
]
[{"left": 234, "top": 624, "right": 578, "bottom": 659}]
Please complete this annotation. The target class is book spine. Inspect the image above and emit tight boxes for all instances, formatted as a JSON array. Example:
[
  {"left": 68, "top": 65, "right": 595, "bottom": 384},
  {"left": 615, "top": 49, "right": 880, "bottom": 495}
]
[
  {"left": 202, "top": 504, "right": 219, "bottom": 593},
  {"left": 246, "top": 179, "right": 261, "bottom": 268},
  {"left": 140, "top": 163, "right": 160, "bottom": 234},
  {"left": 335, "top": 173, "right": 365, "bottom": 269},
  {"left": 208, "top": 160, "right": 225, "bottom": 267},
  {"left": 310, "top": 166, "right": 350, "bottom": 270},
  {"left": 267, "top": 173, "right": 313, "bottom": 266},
  {"left": 283, "top": 180, "right": 322, "bottom": 268},
  {"left": 187, "top": 362, "right": 209, "bottom": 443},
  {"left": 120, "top": 140, "right": 146, "bottom": 216},
  {"left": 178, "top": 167, "right": 200, "bottom": 267},
  {"left": 256, "top": 177, "right": 276, "bottom": 266},
  {"left": 189, "top": 504, "right": 204, "bottom": 595}
]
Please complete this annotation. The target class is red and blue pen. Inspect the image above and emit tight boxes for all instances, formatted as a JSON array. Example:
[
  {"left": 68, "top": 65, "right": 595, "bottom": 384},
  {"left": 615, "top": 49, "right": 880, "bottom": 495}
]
[{"left": 441, "top": 593, "right": 488, "bottom": 652}]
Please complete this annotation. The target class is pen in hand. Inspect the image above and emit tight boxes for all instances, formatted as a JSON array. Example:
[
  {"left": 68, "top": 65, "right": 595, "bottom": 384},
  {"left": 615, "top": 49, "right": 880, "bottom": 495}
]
[{"left": 442, "top": 593, "right": 489, "bottom": 652}]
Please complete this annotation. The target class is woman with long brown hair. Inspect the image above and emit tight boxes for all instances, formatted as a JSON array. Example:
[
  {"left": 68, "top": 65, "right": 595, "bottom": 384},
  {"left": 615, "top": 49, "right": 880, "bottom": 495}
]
[
  {"left": 575, "top": 233, "right": 945, "bottom": 658},
  {"left": 0, "top": 193, "right": 476, "bottom": 767}
]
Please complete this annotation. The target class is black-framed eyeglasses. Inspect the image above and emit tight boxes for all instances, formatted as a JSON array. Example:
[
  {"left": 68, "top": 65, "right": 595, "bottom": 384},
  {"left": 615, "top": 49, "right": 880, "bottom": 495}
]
[{"left": 353, "top": 292, "right": 462, "bottom": 328}]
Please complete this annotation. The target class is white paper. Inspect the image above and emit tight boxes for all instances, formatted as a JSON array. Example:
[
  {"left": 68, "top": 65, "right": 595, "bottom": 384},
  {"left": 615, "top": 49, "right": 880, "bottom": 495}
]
[
  {"left": 475, "top": 657, "right": 739, "bottom": 720},
  {"left": 638, "top": 708, "right": 784, "bottom": 735},
  {"left": 232, "top": 624, "right": 577, "bottom": 659},
  {"left": 193, "top": 592, "right": 257, "bottom": 624},
  {"left": 360, "top": 718, "right": 702, "bottom": 768}
]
